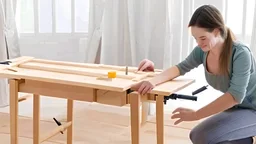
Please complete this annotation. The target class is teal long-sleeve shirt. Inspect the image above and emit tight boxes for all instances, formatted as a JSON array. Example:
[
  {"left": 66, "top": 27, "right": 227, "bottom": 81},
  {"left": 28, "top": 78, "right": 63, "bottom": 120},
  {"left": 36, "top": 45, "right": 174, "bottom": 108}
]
[{"left": 176, "top": 42, "right": 256, "bottom": 110}]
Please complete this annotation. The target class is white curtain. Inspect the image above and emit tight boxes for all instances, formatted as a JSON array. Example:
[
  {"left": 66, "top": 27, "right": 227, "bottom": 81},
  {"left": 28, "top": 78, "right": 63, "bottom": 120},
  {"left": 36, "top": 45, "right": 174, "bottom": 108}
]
[
  {"left": 84, "top": 0, "right": 189, "bottom": 69},
  {"left": 0, "top": 0, "right": 20, "bottom": 107},
  {"left": 3, "top": 0, "right": 20, "bottom": 59}
]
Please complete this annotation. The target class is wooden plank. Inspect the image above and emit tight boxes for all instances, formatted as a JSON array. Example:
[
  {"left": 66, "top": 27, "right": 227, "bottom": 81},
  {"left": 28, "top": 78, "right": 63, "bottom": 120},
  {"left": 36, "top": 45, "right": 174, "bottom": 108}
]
[
  {"left": 150, "top": 78, "right": 195, "bottom": 96},
  {"left": 141, "top": 102, "right": 149, "bottom": 126},
  {"left": 9, "top": 56, "right": 34, "bottom": 67},
  {"left": 19, "top": 80, "right": 95, "bottom": 102},
  {"left": 96, "top": 90, "right": 127, "bottom": 106},
  {"left": 32, "top": 58, "right": 164, "bottom": 73},
  {"left": 0, "top": 60, "right": 195, "bottom": 95},
  {"left": 33, "top": 94, "right": 40, "bottom": 144},
  {"left": 156, "top": 95, "right": 164, "bottom": 144},
  {"left": 19, "top": 62, "right": 136, "bottom": 80},
  {"left": 67, "top": 99, "right": 73, "bottom": 144},
  {"left": 32, "top": 58, "right": 135, "bottom": 72},
  {"left": 0, "top": 56, "right": 34, "bottom": 70},
  {"left": 9, "top": 79, "right": 19, "bottom": 144},
  {"left": 40, "top": 122, "right": 72, "bottom": 143},
  {"left": 0, "top": 68, "right": 132, "bottom": 92},
  {"left": 129, "top": 92, "right": 140, "bottom": 144}
]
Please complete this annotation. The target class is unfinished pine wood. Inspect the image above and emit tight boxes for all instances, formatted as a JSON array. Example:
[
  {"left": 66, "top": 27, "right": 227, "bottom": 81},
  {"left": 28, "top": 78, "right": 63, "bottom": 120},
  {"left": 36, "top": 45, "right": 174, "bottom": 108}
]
[
  {"left": 9, "top": 56, "right": 34, "bottom": 67},
  {"left": 141, "top": 102, "right": 149, "bottom": 126},
  {"left": 40, "top": 122, "right": 72, "bottom": 143},
  {"left": 0, "top": 56, "right": 34, "bottom": 71},
  {"left": 19, "top": 62, "right": 136, "bottom": 80},
  {"left": 96, "top": 90, "right": 127, "bottom": 106},
  {"left": 10, "top": 79, "right": 19, "bottom": 144},
  {"left": 156, "top": 95, "right": 164, "bottom": 144},
  {"left": 33, "top": 94, "right": 40, "bottom": 144},
  {"left": 0, "top": 67, "right": 134, "bottom": 92},
  {"left": 0, "top": 57, "right": 194, "bottom": 96},
  {"left": 0, "top": 57, "right": 196, "bottom": 144},
  {"left": 18, "top": 94, "right": 32, "bottom": 102},
  {"left": 31, "top": 58, "right": 164, "bottom": 73},
  {"left": 130, "top": 92, "right": 141, "bottom": 144},
  {"left": 67, "top": 99, "right": 73, "bottom": 144},
  {"left": 19, "top": 80, "right": 95, "bottom": 102}
]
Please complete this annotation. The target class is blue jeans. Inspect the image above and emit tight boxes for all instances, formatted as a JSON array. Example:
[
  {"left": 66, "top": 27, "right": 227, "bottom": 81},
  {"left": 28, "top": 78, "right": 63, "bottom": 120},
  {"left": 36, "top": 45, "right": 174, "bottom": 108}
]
[{"left": 190, "top": 107, "right": 256, "bottom": 144}]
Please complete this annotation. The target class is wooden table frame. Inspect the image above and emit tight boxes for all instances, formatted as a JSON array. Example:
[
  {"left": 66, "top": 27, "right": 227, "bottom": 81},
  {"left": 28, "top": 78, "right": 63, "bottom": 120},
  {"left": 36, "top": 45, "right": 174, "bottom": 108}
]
[{"left": 0, "top": 56, "right": 194, "bottom": 144}]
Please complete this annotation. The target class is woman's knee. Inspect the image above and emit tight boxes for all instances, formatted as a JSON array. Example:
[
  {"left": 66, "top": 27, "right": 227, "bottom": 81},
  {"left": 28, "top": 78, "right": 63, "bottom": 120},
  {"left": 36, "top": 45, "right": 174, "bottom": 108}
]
[{"left": 189, "top": 126, "right": 217, "bottom": 144}]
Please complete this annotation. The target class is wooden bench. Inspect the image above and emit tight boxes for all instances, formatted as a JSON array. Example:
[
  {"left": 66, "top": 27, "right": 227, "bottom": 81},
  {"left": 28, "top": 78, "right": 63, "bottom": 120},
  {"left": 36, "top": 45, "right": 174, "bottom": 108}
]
[{"left": 0, "top": 56, "right": 195, "bottom": 144}]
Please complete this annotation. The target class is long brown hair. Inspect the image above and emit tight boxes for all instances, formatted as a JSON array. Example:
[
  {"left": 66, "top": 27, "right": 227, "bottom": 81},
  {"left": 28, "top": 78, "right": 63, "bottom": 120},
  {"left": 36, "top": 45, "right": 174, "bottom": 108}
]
[{"left": 188, "top": 5, "right": 236, "bottom": 75}]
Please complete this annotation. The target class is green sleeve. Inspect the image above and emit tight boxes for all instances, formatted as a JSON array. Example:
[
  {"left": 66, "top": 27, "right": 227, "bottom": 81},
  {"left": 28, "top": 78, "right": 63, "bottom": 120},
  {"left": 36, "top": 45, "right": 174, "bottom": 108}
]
[
  {"left": 227, "top": 46, "right": 252, "bottom": 103},
  {"left": 176, "top": 46, "right": 204, "bottom": 75}
]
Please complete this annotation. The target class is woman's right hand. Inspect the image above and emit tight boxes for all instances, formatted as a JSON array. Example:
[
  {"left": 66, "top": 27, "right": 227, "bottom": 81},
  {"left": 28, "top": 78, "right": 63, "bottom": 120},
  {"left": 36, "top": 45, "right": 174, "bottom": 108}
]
[
  {"left": 137, "top": 59, "right": 154, "bottom": 72},
  {"left": 131, "top": 80, "right": 155, "bottom": 95}
]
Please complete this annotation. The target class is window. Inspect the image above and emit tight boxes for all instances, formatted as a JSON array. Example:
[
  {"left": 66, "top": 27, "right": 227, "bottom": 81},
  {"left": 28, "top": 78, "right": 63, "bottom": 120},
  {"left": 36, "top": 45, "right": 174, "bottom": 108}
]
[
  {"left": 15, "top": 0, "right": 90, "bottom": 34},
  {"left": 190, "top": 0, "right": 255, "bottom": 47},
  {"left": 226, "top": 0, "right": 255, "bottom": 45}
]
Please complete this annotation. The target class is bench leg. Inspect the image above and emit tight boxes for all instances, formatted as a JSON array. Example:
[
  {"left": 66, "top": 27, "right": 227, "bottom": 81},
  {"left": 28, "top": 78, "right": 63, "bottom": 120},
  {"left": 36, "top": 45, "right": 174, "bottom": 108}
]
[
  {"left": 67, "top": 99, "right": 73, "bottom": 144},
  {"left": 33, "top": 94, "right": 40, "bottom": 144}
]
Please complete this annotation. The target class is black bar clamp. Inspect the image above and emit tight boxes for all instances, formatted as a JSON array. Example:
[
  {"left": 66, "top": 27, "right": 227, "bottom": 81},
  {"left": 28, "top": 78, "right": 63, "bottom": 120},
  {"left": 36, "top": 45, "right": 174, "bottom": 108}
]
[
  {"left": 164, "top": 93, "right": 197, "bottom": 104},
  {"left": 53, "top": 117, "right": 64, "bottom": 134},
  {"left": 0, "top": 60, "right": 11, "bottom": 65},
  {"left": 126, "top": 89, "right": 197, "bottom": 104}
]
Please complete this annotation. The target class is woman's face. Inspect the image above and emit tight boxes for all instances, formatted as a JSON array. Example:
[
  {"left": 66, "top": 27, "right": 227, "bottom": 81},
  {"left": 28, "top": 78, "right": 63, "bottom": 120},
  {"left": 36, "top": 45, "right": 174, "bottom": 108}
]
[{"left": 191, "top": 26, "right": 219, "bottom": 52}]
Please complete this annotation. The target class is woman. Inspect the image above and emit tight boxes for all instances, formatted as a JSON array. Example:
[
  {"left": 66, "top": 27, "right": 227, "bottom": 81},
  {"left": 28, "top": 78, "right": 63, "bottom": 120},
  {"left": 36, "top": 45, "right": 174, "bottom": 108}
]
[{"left": 131, "top": 5, "right": 256, "bottom": 144}]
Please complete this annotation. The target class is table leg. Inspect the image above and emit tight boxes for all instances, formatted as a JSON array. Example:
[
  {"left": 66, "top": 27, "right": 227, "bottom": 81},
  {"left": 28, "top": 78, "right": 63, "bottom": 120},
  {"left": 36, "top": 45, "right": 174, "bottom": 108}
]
[
  {"left": 33, "top": 94, "right": 40, "bottom": 144},
  {"left": 130, "top": 93, "right": 140, "bottom": 144},
  {"left": 67, "top": 99, "right": 73, "bottom": 144},
  {"left": 141, "top": 102, "right": 149, "bottom": 126},
  {"left": 156, "top": 95, "right": 164, "bottom": 144},
  {"left": 9, "top": 79, "right": 19, "bottom": 144}
]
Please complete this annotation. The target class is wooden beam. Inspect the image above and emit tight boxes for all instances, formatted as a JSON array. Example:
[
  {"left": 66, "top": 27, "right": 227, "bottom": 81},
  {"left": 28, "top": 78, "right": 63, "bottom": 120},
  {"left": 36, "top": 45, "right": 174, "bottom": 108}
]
[
  {"left": 40, "top": 122, "right": 72, "bottom": 143},
  {"left": 19, "top": 80, "right": 95, "bottom": 102}
]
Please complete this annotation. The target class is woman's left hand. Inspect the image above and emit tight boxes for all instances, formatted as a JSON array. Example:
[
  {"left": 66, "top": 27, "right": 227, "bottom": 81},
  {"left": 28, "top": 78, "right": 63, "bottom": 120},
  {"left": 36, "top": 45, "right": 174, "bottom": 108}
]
[{"left": 171, "top": 107, "right": 199, "bottom": 125}]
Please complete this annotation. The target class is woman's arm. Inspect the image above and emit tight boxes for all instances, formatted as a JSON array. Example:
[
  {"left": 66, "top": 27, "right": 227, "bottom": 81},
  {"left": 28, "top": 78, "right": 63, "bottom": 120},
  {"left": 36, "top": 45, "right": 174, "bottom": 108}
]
[
  {"left": 149, "top": 66, "right": 180, "bottom": 86},
  {"left": 195, "top": 92, "right": 238, "bottom": 119}
]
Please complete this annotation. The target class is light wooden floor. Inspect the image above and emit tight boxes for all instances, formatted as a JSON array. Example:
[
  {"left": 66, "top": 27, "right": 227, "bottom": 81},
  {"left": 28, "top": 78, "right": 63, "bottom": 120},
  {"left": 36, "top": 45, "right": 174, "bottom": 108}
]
[{"left": 0, "top": 94, "right": 204, "bottom": 144}]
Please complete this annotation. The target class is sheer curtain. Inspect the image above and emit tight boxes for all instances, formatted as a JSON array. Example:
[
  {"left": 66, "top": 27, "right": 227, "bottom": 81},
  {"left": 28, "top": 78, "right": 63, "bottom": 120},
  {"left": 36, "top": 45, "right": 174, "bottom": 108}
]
[
  {"left": 84, "top": 0, "right": 191, "bottom": 69},
  {"left": 0, "top": 0, "right": 20, "bottom": 107}
]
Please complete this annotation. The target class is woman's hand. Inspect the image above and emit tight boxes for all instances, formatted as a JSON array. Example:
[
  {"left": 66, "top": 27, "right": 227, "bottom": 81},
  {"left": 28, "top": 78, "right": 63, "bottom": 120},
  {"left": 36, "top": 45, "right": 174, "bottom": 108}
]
[
  {"left": 131, "top": 80, "right": 155, "bottom": 95},
  {"left": 137, "top": 59, "right": 154, "bottom": 71},
  {"left": 171, "top": 107, "right": 199, "bottom": 125}
]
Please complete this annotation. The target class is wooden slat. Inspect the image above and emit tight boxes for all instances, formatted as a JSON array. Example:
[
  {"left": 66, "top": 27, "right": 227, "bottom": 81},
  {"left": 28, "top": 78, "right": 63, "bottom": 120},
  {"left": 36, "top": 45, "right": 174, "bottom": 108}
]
[
  {"left": 33, "top": 94, "right": 40, "bottom": 144},
  {"left": 10, "top": 80, "right": 19, "bottom": 144},
  {"left": 32, "top": 58, "right": 134, "bottom": 72},
  {"left": 129, "top": 92, "right": 140, "bottom": 144},
  {"left": 0, "top": 57, "right": 195, "bottom": 95},
  {"left": 19, "top": 62, "right": 136, "bottom": 80},
  {"left": 0, "top": 56, "right": 34, "bottom": 71},
  {"left": 19, "top": 80, "right": 95, "bottom": 102},
  {"left": 31, "top": 58, "right": 164, "bottom": 72},
  {"left": 40, "top": 122, "right": 72, "bottom": 143},
  {"left": 67, "top": 99, "right": 73, "bottom": 144},
  {"left": 0, "top": 68, "right": 132, "bottom": 92},
  {"left": 150, "top": 78, "right": 195, "bottom": 96},
  {"left": 156, "top": 95, "right": 164, "bottom": 144},
  {"left": 96, "top": 90, "right": 127, "bottom": 106}
]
